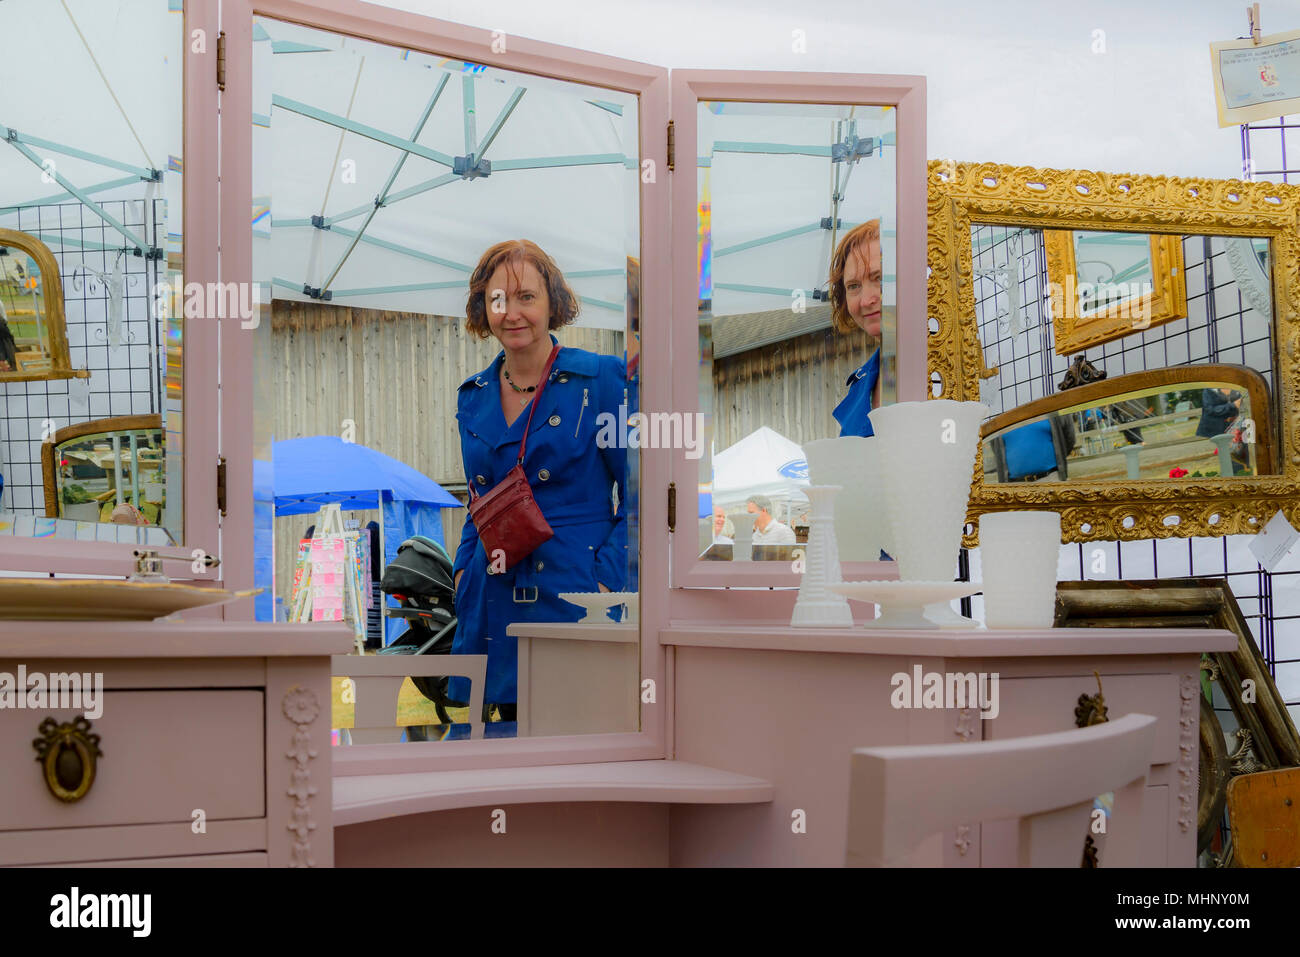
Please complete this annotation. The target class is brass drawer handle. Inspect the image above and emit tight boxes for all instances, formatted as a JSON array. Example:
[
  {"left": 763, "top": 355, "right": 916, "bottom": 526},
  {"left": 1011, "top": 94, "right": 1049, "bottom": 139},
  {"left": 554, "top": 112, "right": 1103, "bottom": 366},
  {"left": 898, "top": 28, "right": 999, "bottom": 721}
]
[{"left": 32, "top": 717, "right": 102, "bottom": 802}]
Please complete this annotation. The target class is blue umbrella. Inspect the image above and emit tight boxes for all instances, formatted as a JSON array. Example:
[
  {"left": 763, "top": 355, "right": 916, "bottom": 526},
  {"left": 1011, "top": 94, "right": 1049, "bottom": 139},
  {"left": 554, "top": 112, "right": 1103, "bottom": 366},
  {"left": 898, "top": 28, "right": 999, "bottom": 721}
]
[{"left": 271, "top": 436, "right": 460, "bottom": 515}]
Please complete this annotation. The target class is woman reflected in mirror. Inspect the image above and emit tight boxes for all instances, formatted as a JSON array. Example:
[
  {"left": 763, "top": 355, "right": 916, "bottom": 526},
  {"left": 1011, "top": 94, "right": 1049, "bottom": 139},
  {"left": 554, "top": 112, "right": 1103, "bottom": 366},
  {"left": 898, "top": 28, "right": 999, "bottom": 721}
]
[
  {"left": 449, "top": 240, "right": 628, "bottom": 725},
  {"left": 828, "top": 219, "right": 883, "bottom": 437}
]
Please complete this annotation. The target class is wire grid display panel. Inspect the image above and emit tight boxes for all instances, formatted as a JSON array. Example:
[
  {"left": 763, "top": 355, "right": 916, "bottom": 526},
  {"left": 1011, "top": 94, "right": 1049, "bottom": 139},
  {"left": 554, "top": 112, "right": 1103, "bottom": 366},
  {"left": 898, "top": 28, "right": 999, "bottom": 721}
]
[
  {"left": 970, "top": 225, "right": 1272, "bottom": 417},
  {"left": 0, "top": 199, "right": 165, "bottom": 515}
]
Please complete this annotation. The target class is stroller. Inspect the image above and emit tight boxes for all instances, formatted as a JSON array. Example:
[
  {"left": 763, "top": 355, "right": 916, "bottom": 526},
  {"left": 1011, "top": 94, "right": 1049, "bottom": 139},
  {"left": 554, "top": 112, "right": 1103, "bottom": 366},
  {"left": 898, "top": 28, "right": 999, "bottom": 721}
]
[{"left": 375, "top": 535, "right": 465, "bottom": 726}]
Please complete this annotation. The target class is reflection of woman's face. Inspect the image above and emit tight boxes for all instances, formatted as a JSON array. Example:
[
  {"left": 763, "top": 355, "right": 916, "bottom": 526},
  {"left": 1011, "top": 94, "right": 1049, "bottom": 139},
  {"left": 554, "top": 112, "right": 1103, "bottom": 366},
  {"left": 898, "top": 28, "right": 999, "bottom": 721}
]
[
  {"left": 713, "top": 508, "right": 725, "bottom": 533},
  {"left": 844, "top": 236, "right": 882, "bottom": 338},
  {"left": 485, "top": 259, "right": 551, "bottom": 352}
]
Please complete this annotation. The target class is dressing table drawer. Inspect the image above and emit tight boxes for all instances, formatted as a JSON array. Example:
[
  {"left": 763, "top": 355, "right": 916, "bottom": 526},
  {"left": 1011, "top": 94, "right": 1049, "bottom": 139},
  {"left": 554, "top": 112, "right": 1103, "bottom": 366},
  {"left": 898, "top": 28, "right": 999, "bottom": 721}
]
[
  {"left": 0, "top": 689, "right": 265, "bottom": 833},
  {"left": 982, "top": 672, "right": 1181, "bottom": 765}
]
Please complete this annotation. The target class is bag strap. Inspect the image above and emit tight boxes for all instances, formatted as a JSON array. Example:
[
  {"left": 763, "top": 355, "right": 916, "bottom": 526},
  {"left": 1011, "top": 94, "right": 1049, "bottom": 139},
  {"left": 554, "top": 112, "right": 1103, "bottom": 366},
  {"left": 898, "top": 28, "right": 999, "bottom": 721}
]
[
  {"left": 466, "top": 342, "right": 562, "bottom": 502},
  {"left": 515, "top": 342, "right": 561, "bottom": 465}
]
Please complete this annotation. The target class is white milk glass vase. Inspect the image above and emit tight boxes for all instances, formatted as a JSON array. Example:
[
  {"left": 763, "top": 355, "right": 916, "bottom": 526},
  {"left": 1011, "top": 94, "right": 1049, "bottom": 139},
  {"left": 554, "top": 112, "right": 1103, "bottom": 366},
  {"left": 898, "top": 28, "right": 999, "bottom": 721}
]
[
  {"left": 867, "top": 400, "right": 988, "bottom": 624},
  {"left": 803, "top": 437, "right": 885, "bottom": 562},
  {"left": 791, "top": 485, "right": 853, "bottom": 627}
]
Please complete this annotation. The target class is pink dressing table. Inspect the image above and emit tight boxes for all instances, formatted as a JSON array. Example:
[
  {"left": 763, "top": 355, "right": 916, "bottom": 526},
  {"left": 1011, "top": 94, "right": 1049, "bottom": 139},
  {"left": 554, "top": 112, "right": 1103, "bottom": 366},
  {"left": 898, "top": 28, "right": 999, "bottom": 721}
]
[{"left": 0, "top": 620, "right": 351, "bottom": 867}]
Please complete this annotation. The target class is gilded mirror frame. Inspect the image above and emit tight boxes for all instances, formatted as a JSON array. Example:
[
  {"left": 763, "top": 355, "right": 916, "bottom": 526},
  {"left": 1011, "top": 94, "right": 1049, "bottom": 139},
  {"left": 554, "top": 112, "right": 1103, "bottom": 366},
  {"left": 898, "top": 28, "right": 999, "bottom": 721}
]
[
  {"left": 0, "top": 228, "right": 88, "bottom": 383},
  {"left": 1043, "top": 229, "right": 1187, "bottom": 354},
  {"left": 927, "top": 161, "right": 1300, "bottom": 545}
]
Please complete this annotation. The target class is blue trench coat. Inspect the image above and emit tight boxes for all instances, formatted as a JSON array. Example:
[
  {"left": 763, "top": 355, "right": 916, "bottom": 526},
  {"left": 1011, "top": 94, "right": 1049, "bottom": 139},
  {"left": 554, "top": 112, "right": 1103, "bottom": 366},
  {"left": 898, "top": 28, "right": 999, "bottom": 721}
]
[
  {"left": 832, "top": 348, "right": 881, "bottom": 438},
  {"left": 449, "top": 334, "right": 629, "bottom": 704}
]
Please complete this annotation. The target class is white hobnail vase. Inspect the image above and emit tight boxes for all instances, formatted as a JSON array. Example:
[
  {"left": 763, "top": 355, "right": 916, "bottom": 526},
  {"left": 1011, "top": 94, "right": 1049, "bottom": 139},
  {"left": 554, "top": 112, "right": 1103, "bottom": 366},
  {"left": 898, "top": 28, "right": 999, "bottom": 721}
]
[
  {"left": 867, "top": 400, "right": 989, "bottom": 584},
  {"left": 791, "top": 485, "right": 854, "bottom": 627},
  {"left": 979, "top": 511, "right": 1061, "bottom": 628},
  {"left": 803, "top": 437, "right": 887, "bottom": 562}
]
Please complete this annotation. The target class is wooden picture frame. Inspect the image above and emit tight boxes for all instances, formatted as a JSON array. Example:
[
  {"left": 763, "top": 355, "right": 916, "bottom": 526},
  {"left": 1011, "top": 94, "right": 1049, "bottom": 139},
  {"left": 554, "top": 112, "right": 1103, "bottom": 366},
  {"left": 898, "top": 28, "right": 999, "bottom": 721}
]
[
  {"left": 0, "top": 228, "right": 89, "bottom": 384},
  {"left": 978, "top": 364, "right": 1276, "bottom": 483},
  {"left": 1044, "top": 229, "right": 1187, "bottom": 355},
  {"left": 42, "top": 414, "right": 165, "bottom": 521},
  {"left": 1054, "top": 577, "right": 1300, "bottom": 863}
]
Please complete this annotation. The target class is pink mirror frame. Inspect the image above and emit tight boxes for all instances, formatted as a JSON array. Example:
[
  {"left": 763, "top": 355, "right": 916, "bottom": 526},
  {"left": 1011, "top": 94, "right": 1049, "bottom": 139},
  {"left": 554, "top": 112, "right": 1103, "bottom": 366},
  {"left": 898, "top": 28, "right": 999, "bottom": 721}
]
[
  {"left": 0, "top": 0, "right": 221, "bottom": 583},
  {"left": 219, "top": 0, "right": 670, "bottom": 772},
  {"left": 668, "top": 70, "right": 928, "bottom": 589}
]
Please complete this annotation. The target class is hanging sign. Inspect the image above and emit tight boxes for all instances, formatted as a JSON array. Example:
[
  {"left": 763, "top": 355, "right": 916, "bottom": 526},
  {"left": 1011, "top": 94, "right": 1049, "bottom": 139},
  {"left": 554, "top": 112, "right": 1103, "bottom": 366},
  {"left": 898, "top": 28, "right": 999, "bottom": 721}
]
[{"left": 1210, "top": 28, "right": 1300, "bottom": 128}]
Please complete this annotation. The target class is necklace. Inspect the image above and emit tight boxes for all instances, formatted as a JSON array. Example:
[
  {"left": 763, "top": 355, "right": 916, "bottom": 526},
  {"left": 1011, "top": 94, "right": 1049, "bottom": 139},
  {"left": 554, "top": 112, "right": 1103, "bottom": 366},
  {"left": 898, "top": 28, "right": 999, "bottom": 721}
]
[{"left": 502, "top": 365, "right": 538, "bottom": 394}]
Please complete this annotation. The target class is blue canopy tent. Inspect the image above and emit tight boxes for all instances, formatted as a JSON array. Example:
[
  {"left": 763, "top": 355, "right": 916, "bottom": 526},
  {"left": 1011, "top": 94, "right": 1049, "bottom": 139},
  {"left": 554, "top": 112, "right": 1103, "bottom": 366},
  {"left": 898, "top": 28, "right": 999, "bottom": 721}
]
[{"left": 270, "top": 436, "right": 462, "bottom": 642}]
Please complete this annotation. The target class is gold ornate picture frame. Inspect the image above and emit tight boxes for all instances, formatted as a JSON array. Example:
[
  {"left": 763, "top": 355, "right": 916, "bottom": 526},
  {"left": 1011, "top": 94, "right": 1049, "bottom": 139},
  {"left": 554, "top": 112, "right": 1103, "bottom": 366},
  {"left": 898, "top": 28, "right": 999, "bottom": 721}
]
[
  {"left": 1044, "top": 229, "right": 1187, "bottom": 354},
  {"left": 0, "top": 227, "right": 87, "bottom": 383},
  {"left": 928, "top": 161, "right": 1300, "bottom": 545}
]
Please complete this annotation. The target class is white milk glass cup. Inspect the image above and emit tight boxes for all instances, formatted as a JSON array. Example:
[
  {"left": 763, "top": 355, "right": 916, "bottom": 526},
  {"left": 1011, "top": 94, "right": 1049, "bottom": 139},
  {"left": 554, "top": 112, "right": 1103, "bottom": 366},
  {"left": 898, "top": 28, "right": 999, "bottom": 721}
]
[{"left": 979, "top": 511, "right": 1061, "bottom": 628}]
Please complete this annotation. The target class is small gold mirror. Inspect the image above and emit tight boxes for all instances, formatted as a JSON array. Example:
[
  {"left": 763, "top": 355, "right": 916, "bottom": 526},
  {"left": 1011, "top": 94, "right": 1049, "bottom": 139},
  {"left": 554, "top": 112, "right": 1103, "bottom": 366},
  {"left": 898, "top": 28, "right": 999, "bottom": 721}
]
[{"left": 0, "top": 228, "right": 87, "bottom": 383}]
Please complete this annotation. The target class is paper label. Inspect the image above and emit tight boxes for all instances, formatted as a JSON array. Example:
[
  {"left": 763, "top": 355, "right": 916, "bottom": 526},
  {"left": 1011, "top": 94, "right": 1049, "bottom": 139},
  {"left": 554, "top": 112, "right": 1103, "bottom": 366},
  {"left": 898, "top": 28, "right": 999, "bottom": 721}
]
[{"left": 1249, "top": 509, "right": 1300, "bottom": 571}]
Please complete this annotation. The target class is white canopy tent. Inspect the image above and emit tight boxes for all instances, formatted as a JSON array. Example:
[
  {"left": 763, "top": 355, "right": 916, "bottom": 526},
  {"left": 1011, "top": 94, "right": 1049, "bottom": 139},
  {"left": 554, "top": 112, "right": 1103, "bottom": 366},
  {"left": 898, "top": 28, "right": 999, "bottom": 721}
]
[{"left": 709, "top": 425, "right": 810, "bottom": 521}]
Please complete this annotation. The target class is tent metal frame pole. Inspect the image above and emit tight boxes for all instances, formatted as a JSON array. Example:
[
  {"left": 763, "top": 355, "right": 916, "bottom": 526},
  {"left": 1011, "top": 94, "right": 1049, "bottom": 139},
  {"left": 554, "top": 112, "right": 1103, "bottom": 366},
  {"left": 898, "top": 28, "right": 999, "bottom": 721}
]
[
  {"left": 4, "top": 138, "right": 150, "bottom": 256},
  {"left": 271, "top": 94, "right": 456, "bottom": 167},
  {"left": 0, "top": 124, "right": 160, "bottom": 181},
  {"left": 319, "top": 77, "right": 449, "bottom": 294},
  {"left": 0, "top": 175, "right": 144, "bottom": 212}
]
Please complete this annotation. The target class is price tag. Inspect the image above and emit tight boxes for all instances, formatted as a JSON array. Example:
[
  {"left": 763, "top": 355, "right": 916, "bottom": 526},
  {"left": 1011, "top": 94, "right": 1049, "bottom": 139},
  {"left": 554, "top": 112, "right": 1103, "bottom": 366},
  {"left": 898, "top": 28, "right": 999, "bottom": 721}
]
[{"left": 1249, "top": 510, "right": 1300, "bottom": 572}]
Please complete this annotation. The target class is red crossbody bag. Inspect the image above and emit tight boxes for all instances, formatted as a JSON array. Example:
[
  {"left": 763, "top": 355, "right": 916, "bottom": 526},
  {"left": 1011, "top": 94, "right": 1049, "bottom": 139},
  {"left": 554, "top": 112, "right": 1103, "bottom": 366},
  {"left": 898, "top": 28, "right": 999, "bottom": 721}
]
[{"left": 465, "top": 343, "right": 561, "bottom": 571}]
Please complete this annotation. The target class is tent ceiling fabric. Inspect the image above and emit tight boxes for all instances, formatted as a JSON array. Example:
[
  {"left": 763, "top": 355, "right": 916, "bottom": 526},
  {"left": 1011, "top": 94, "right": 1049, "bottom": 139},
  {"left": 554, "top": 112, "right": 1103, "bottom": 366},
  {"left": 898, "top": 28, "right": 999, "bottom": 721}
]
[
  {"left": 0, "top": 1, "right": 182, "bottom": 256},
  {"left": 256, "top": 16, "right": 638, "bottom": 328}
]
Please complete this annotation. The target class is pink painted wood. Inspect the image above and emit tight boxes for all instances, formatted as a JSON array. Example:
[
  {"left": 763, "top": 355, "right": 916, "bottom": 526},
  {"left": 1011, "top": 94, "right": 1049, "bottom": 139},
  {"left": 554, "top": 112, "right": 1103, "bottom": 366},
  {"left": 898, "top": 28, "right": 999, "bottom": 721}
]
[
  {"left": 0, "top": 0, "right": 222, "bottom": 580},
  {"left": 0, "top": 619, "right": 349, "bottom": 867},
  {"left": 221, "top": 0, "right": 671, "bottom": 774},
  {"left": 334, "top": 760, "right": 773, "bottom": 827},
  {"left": 846, "top": 712, "right": 1157, "bottom": 867},
  {"left": 668, "top": 70, "right": 927, "bottom": 589}
]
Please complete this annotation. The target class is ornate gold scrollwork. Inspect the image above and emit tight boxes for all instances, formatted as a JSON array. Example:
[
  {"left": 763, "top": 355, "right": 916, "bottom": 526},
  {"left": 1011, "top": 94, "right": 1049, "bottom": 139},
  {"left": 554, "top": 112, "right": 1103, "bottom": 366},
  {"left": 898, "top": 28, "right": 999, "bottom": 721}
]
[
  {"left": 928, "top": 160, "right": 1300, "bottom": 545},
  {"left": 32, "top": 716, "right": 102, "bottom": 802}
]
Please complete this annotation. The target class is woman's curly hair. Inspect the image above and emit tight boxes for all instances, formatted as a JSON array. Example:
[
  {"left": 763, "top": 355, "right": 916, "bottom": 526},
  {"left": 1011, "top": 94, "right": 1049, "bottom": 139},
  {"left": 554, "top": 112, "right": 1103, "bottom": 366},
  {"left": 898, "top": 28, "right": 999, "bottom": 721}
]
[
  {"left": 465, "top": 239, "right": 580, "bottom": 339},
  {"left": 827, "top": 218, "right": 882, "bottom": 337}
]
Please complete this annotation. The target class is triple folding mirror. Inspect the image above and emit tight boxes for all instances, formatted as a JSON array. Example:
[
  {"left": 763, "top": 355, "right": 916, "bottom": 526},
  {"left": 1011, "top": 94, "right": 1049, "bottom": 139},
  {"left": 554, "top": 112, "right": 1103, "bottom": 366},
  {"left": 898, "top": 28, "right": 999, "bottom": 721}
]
[{"left": 242, "top": 6, "right": 926, "bottom": 746}]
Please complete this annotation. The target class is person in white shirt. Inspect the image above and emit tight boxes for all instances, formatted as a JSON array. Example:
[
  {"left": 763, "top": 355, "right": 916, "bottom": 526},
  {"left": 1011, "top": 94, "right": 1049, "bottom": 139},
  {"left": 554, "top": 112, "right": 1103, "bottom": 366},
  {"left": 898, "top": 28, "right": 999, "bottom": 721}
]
[{"left": 746, "top": 494, "right": 795, "bottom": 545}]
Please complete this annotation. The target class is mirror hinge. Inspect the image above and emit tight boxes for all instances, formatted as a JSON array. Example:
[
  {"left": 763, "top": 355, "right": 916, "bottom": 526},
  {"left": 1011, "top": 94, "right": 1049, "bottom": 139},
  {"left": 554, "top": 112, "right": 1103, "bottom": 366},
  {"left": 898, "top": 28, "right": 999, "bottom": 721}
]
[
  {"left": 667, "top": 121, "right": 674, "bottom": 172},
  {"left": 667, "top": 481, "right": 676, "bottom": 532},
  {"left": 217, "top": 455, "right": 227, "bottom": 517},
  {"left": 216, "top": 31, "right": 227, "bottom": 92}
]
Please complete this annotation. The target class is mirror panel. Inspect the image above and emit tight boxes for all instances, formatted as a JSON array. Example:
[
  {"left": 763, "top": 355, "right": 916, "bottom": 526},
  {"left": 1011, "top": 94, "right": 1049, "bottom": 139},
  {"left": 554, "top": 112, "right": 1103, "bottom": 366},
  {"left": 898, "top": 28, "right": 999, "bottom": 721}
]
[
  {"left": 695, "top": 101, "right": 896, "bottom": 561},
  {"left": 971, "top": 224, "right": 1277, "bottom": 481},
  {"left": 251, "top": 16, "right": 641, "bottom": 744},
  {"left": 0, "top": 0, "right": 184, "bottom": 546},
  {"left": 982, "top": 371, "right": 1271, "bottom": 484}
]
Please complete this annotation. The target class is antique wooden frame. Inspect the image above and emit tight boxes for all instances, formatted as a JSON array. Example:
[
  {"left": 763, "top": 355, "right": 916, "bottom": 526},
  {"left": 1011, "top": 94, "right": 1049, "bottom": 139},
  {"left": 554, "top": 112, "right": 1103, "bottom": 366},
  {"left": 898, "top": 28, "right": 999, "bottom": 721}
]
[
  {"left": 41, "top": 414, "right": 164, "bottom": 519},
  {"left": 979, "top": 364, "right": 1277, "bottom": 478},
  {"left": 1054, "top": 577, "right": 1300, "bottom": 863},
  {"left": 928, "top": 160, "right": 1300, "bottom": 545},
  {"left": 0, "top": 228, "right": 89, "bottom": 383},
  {"left": 1043, "top": 228, "right": 1187, "bottom": 354}
]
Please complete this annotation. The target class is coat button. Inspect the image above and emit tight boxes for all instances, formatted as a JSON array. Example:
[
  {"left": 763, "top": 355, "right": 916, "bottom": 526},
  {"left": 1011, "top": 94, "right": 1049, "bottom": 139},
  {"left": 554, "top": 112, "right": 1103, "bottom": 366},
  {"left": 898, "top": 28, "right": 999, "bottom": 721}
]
[
  {"left": 475, "top": 474, "right": 487, "bottom": 485},
  {"left": 559, "top": 375, "right": 568, "bottom": 383},
  {"left": 538, "top": 468, "right": 550, "bottom": 481},
  {"left": 548, "top": 414, "right": 561, "bottom": 426},
  {"left": 535, "top": 560, "right": 545, "bottom": 571}
]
